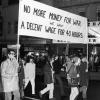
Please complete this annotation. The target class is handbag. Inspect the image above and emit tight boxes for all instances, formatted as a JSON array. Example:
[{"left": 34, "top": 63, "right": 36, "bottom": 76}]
[{"left": 68, "top": 77, "right": 79, "bottom": 87}]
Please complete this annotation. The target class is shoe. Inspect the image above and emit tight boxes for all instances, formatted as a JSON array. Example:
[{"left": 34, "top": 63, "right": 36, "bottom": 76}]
[
  {"left": 49, "top": 97, "right": 56, "bottom": 100},
  {"left": 39, "top": 92, "right": 42, "bottom": 98}
]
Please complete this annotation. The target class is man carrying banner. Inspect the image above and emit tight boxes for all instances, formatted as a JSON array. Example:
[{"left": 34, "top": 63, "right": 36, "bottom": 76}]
[{"left": 1, "top": 49, "right": 20, "bottom": 100}]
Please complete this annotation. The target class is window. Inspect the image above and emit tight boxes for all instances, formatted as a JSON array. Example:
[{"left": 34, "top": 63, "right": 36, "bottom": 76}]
[
  {"left": 96, "top": 9, "right": 100, "bottom": 21},
  {"left": 8, "top": 0, "right": 19, "bottom": 5},
  {"left": 79, "top": 11, "right": 86, "bottom": 17}
]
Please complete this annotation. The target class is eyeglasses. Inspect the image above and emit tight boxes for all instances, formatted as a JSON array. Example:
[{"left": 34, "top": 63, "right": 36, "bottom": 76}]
[{"left": 9, "top": 52, "right": 15, "bottom": 55}]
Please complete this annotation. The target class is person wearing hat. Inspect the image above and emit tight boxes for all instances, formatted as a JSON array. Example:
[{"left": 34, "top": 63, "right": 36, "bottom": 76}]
[{"left": 1, "top": 49, "right": 20, "bottom": 100}]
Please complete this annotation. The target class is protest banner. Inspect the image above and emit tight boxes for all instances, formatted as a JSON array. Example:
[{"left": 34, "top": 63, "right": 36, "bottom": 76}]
[{"left": 18, "top": 0, "right": 87, "bottom": 43}]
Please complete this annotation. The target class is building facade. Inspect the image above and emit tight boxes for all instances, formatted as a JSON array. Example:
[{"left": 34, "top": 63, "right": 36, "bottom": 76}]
[{"left": 54, "top": 0, "right": 100, "bottom": 21}]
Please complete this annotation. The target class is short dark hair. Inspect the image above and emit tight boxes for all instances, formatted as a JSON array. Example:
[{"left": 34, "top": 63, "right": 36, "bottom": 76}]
[
  {"left": 26, "top": 56, "right": 34, "bottom": 63},
  {"left": 8, "top": 49, "right": 15, "bottom": 54}
]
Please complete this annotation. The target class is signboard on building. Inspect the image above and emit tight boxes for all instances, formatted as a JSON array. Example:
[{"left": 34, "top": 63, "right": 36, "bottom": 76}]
[
  {"left": 7, "top": 44, "right": 20, "bottom": 49},
  {"left": 88, "top": 21, "right": 100, "bottom": 27},
  {"left": 88, "top": 38, "right": 100, "bottom": 44},
  {"left": 52, "top": 39, "right": 69, "bottom": 43},
  {"left": 18, "top": 0, "right": 87, "bottom": 43}
]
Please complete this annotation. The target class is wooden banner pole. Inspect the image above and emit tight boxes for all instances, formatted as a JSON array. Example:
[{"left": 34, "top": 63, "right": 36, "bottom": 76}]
[{"left": 17, "top": 34, "right": 20, "bottom": 61}]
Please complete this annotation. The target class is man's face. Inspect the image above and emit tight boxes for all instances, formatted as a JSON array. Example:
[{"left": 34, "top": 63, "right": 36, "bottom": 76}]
[
  {"left": 75, "top": 58, "right": 81, "bottom": 65},
  {"left": 30, "top": 58, "right": 33, "bottom": 63},
  {"left": 8, "top": 51, "right": 15, "bottom": 59},
  {"left": 82, "top": 57, "right": 87, "bottom": 62},
  {"left": 50, "top": 57, "right": 54, "bottom": 63},
  {"left": 55, "top": 56, "right": 58, "bottom": 60}
]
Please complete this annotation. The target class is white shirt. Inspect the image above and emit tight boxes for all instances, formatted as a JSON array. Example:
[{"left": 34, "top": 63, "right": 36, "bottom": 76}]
[{"left": 24, "top": 62, "right": 36, "bottom": 80}]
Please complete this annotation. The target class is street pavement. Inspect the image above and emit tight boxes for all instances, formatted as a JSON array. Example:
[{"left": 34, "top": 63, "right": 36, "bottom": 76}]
[
  {"left": 0, "top": 77, "right": 100, "bottom": 100},
  {"left": 87, "top": 80, "right": 100, "bottom": 100},
  {"left": 23, "top": 76, "right": 100, "bottom": 100}
]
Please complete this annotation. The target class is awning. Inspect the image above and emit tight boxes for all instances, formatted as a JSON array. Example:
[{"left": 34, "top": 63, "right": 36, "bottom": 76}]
[
  {"left": 89, "top": 27, "right": 100, "bottom": 38},
  {"left": 88, "top": 21, "right": 100, "bottom": 38},
  {"left": 88, "top": 21, "right": 100, "bottom": 44}
]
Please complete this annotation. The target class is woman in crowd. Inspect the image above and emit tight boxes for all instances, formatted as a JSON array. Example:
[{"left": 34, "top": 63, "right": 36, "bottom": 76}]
[
  {"left": 67, "top": 56, "right": 81, "bottom": 100},
  {"left": 79, "top": 55, "right": 89, "bottom": 100},
  {"left": 39, "top": 56, "right": 55, "bottom": 100},
  {"left": 53, "top": 55, "right": 65, "bottom": 96},
  {"left": 24, "top": 55, "right": 36, "bottom": 95}
]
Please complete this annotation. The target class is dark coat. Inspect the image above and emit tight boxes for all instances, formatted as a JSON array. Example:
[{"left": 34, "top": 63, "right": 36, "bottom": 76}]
[
  {"left": 43, "top": 61, "right": 53, "bottom": 84},
  {"left": 53, "top": 59, "right": 62, "bottom": 74},
  {"left": 79, "top": 62, "right": 89, "bottom": 86},
  {"left": 18, "top": 62, "right": 25, "bottom": 88}
]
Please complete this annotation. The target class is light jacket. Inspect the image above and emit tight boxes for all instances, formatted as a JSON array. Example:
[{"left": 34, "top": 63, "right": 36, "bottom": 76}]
[
  {"left": 1, "top": 58, "right": 19, "bottom": 92},
  {"left": 24, "top": 62, "right": 36, "bottom": 94},
  {"left": 24, "top": 62, "right": 36, "bottom": 80}
]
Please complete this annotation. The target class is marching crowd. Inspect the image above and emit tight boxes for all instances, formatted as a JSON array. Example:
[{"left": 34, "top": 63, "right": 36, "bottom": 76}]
[{"left": 0, "top": 49, "right": 89, "bottom": 100}]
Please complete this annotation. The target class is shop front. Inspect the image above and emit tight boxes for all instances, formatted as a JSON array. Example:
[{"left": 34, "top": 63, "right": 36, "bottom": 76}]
[{"left": 88, "top": 21, "right": 100, "bottom": 72}]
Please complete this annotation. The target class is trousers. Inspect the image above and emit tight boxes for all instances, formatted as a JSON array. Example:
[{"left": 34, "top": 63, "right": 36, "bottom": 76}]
[
  {"left": 70, "top": 87, "right": 79, "bottom": 100},
  {"left": 24, "top": 78, "right": 35, "bottom": 94},
  {"left": 40, "top": 83, "right": 54, "bottom": 99},
  {"left": 80, "top": 86, "right": 87, "bottom": 98},
  {"left": 5, "top": 90, "right": 20, "bottom": 100}
]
